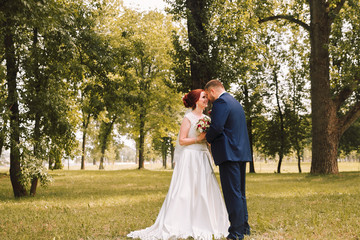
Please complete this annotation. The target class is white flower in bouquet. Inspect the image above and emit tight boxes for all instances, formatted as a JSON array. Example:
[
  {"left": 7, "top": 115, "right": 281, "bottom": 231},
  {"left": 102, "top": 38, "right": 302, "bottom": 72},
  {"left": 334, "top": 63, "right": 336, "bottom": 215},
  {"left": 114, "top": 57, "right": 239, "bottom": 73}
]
[{"left": 196, "top": 115, "right": 211, "bottom": 133}]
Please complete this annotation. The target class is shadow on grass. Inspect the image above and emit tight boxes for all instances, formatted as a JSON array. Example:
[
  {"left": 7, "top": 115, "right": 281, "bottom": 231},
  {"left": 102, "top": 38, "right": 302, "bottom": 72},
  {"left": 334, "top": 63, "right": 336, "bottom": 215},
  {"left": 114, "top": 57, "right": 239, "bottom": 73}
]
[
  {"left": 247, "top": 171, "right": 360, "bottom": 184},
  {"left": 0, "top": 169, "right": 173, "bottom": 202},
  {"left": 1, "top": 170, "right": 360, "bottom": 202}
]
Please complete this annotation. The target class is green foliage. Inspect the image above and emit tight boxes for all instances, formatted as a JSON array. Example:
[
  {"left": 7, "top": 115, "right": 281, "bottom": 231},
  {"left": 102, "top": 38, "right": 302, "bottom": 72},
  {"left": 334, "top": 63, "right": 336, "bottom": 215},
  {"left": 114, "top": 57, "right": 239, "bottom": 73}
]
[
  {"left": 169, "top": 29, "right": 192, "bottom": 92},
  {"left": 167, "top": 0, "right": 219, "bottom": 89},
  {"left": 106, "top": 8, "right": 182, "bottom": 166},
  {"left": 210, "top": 0, "right": 266, "bottom": 88},
  {"left": 255, "top": 0, "right": 360, "bottom": 174},
  {"left": 256, "top": 112, "right": 290, "bottom": 159},
  {"left": 18, "top": 0, "right": 97, "bottom": 168},
  {"left": 19, "top": 153, "right": 52, "bottom": 190},
  {"left": 339, "top": 118, "right": 360, "bottom": 155},
  {"left": 0, "top": 0, "right": 117, "bottom": 195},
  {"left": 329, "top": 0, "right": 360, "bottom": 103}
]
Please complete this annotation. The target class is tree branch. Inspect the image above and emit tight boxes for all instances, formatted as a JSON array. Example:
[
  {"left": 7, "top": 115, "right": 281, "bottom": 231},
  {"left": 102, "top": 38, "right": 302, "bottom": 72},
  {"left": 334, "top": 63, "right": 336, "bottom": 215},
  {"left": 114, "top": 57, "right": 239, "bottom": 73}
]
[
  {"left": 258, "top": 15, "right": 310, "bottom": 32},
  {"left": 330, "top": 0, "right": 346, "bottom": 21},
  {"left": 333, "top": 85, "right": 355, "bottom": 110},
  {"left": 339, "top": 101, "right": 360, "bottom": 136}
]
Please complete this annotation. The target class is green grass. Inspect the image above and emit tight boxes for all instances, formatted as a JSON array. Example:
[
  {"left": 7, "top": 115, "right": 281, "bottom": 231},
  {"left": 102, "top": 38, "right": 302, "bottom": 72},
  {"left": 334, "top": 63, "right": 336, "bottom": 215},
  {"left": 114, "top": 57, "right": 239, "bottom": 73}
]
[{"left": 0, "top": 169, "right": 359, "bottom": 240}]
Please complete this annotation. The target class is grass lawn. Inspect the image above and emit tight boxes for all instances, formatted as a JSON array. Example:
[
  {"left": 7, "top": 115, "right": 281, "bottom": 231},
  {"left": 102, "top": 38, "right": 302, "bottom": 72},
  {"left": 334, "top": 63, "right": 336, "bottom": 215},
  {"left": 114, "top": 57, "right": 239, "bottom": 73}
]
[
  {"left": 39, "top": 161, "right": 360, "bottom": 173},
  {"left": 0, "top": 167, "right": 359, "bottom": 239}
]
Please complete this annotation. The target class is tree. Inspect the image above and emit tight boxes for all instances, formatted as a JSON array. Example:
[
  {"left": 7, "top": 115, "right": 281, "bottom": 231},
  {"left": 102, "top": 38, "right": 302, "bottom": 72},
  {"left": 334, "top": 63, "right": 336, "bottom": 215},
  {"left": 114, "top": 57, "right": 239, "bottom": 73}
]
[
  {"left": 256, "top": 68, "right": 292, "bottom": 173},
  {"left": 210, "top": 0, "right": 269, "bottom": 172},
  {"left": 287, "top": 111, "right": 311, "bottom": 173},
  {"left": 167, "top": 0, "right": 218, "bottom": 90},
  {"left": 113, "top": 10, "right": 180, "bottom": 169},
  {"left": 258, "top": 15, "right": 311, "bottom": 173},
  {"left": 150, "top": 87, "right": 183, "bottom": 169},
  {"left": 1, "top": 0, "right": 108, "bottom": 197},
  {"left": 74, "top": 7, "right": 120, "bottom": 170},
  {"left": 273, "top": 68, "right": 289, "bottom": 173},
  {"left": 91, "top": 72, "right": 132, "bottom": 171},
  {"left": 72, "top": 0, "right": 136, "bottom": 170},
  {"left": 153, "top": 137, "right": 171, "bottom": 169},
  {"left": 259, "top": 0, "right": 360, "bottom": 174},
  {"left": 239, "top": 80, "right": 264, "bottom": 173},
  {"left": 23, "top": 8, "right": 78, "bottom": 192},
  {"left": 2, "top": 0, "right": 27, "bottom": 197},
  {"left": 286, "top": 34, "right": 311, "bottom": 173},
  {"left": 79, "top": 83, "right": 105, "bottom": 169},
  {"left": 21, "top": 0, "right": 105, "bottom": 193}
]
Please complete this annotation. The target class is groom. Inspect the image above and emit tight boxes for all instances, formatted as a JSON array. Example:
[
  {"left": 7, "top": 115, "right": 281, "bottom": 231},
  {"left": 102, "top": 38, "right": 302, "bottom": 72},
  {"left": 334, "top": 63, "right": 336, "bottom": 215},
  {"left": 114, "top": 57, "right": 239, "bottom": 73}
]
[{"left": 201, "top": 79, "right": 252, "bottom": 240}]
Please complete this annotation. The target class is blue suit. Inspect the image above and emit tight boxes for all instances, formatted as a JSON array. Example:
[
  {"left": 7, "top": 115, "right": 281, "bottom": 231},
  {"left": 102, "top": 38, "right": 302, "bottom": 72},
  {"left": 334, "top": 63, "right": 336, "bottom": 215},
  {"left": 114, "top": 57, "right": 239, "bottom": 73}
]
[{"left": 206, "top": 92, "right": 251, "bottom": 240}]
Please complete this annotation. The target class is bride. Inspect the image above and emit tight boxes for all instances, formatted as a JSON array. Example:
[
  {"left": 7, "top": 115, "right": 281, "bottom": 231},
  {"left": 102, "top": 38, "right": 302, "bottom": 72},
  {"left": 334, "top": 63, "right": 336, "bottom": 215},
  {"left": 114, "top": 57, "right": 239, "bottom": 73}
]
[{"left": 127, "top": 89, "right": 229, "bottom": 240}]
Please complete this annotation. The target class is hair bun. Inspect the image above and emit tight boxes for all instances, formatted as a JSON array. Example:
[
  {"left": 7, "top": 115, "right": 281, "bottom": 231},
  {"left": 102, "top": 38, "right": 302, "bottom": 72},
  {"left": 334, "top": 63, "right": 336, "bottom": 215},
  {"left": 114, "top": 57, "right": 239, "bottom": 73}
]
[
  {"left": 182, "top": 89, "right": 203, "bottom": 109},
  {"left": 182, "top": 94, "right": 191, "bottom": 108}
]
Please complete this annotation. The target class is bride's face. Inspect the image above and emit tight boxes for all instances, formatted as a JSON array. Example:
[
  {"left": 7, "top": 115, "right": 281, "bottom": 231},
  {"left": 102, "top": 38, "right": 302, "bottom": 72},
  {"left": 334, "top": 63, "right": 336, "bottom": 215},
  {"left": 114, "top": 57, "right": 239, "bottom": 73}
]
[{"left": 196, "top": 91, "right": 208, "bottom": 109}]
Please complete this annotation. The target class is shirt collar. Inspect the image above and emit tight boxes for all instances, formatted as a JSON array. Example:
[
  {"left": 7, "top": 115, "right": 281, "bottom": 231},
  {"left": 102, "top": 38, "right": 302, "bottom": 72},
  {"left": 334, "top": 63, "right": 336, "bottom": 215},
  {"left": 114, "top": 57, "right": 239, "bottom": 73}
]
[{"left": 218, "top": 91, "right": 226, "bottom": 98}]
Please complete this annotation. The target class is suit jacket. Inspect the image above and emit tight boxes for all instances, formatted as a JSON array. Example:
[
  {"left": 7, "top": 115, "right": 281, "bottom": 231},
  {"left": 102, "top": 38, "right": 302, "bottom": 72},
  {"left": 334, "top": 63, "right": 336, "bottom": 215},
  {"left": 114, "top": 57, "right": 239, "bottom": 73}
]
[{"left": 206, "top": 92, "right": 252, "bottom": 165}]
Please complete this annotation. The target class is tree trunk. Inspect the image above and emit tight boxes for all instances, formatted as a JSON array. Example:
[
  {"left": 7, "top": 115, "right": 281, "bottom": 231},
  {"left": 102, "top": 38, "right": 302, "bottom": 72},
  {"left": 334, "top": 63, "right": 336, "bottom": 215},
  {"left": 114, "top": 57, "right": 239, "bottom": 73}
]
[
  {"left": 170, "top": 143, "right": 175, "bottom": 169},
  {"left": 162, "top": 138, "right": 167, "bottom": 169},
  {"left": 138, "top": 111, "right": 145, "bottom": 169},
  {"left": 30, "top": 177, "right": 38, "bottom": 196},
  {"left": 163, "top": 151, "right": 167, "bottom": 169},
  {"left": 5, "top": 15, "right": 27, "bottom": 198},
  {"left": 186, "top": 0, "right": 213, "bottom": 89},
  {"left": 53, "top": 149, "right": 63, "bottom": 169},
  {"left": 243, "top": 84, "right": 255, "bottom": 173},
  {"left": 48, "top": 156, "right": 54, "bottom": 170},
  {"left": 81, "top": 114, "right": 90, "bottom": 170},
  {"left": 98, "top": 116, "right": 116, "bottom": 170},
  {"left": 248, "top": 118, "right": 255, "bottom": 173},
  {"left": 274, "top": 69, "right": 285, "bottom": 174},
  {"left": 277, "top": 154, "right": 283, "bottom": 174},
  {"left": 297, "top": 149, "right": 302, "bottom": 173},
  {"left": 99, "top": 153, "right": 105, "bottom": 170},
  {"left": 0, "top": 127, "right": 4, "bottom": 158},
  {"left": 309, "top": 0, "right": 339, "bottom": 174},
  {"left": 247, "top": 119, "right": 255, "bottom": 173},
  {"left": 81, "top": 128, "right": 86, "bottom": 170},
  {"left": 31, "top": 27, "right": 41, "bottom": 197}
]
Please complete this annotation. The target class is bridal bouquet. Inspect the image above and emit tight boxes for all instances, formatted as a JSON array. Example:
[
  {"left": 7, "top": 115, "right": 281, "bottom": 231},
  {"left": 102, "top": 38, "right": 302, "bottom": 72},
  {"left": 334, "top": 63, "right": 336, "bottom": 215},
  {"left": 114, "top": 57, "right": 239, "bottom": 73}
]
[{"left": 196, "top": 115, "right": 211, "bottom": 133}]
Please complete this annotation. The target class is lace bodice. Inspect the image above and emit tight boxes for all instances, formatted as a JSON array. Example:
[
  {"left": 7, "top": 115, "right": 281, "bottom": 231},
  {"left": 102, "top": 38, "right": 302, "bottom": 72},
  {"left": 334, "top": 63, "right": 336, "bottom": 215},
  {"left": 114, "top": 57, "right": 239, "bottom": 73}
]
[{"left": 184, "top": 111, "right": 208, "bottom": 151}]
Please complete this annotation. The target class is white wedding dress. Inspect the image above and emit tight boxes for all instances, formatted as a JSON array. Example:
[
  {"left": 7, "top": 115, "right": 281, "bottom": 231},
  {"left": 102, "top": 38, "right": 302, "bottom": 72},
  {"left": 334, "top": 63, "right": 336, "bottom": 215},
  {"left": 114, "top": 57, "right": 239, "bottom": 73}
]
[{"left": 127, "top": 111, "right": 229, "bottom": 240}]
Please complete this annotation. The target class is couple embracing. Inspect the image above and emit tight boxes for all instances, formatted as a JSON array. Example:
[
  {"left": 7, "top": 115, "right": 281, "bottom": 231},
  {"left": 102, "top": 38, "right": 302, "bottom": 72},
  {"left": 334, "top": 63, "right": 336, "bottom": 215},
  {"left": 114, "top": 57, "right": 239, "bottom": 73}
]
[{"left": 128, "top": 80, "right": 252, "bottom": 240}]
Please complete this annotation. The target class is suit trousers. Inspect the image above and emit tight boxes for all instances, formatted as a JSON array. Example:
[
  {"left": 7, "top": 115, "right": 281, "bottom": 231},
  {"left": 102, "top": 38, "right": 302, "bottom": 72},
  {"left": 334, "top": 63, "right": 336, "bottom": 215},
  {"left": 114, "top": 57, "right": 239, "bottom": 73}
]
[{"left": 219, "top": 161, "right": 250, "bottom": 240}]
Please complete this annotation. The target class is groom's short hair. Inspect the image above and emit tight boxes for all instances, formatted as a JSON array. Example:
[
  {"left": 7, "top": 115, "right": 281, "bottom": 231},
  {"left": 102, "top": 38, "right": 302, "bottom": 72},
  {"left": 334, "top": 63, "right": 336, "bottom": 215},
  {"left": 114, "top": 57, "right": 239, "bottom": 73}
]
[{"left": 205, "top": 79, "right": 224, "bottom": 90}]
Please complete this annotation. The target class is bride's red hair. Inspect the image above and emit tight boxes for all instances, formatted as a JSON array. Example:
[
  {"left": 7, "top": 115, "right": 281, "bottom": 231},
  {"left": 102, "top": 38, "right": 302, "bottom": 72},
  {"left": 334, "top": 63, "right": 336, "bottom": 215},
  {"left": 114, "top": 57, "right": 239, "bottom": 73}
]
[{"left": 182, "top": 89, "right": 204, "bottom": 109}]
